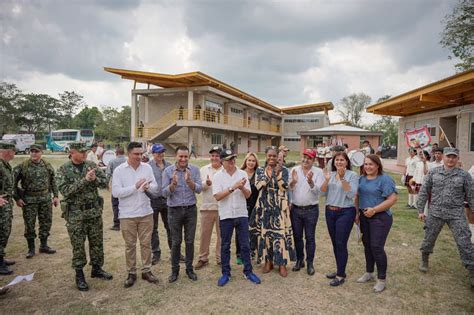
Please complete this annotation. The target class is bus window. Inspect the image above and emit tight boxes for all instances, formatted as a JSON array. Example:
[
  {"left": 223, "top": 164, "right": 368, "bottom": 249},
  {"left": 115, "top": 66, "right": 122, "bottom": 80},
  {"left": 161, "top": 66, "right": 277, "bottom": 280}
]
[{"left": 80, "top": 129, "right": 93, "bottom": 137}]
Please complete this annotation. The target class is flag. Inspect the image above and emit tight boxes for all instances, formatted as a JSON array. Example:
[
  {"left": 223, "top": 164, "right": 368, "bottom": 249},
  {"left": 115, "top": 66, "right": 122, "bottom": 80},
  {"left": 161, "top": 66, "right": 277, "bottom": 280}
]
[
  {"left": 404, "top": 125, "right": 432, "bottom": 148},
  {"left": 439, "top": 128, "right": 445, "bottom": 141}
]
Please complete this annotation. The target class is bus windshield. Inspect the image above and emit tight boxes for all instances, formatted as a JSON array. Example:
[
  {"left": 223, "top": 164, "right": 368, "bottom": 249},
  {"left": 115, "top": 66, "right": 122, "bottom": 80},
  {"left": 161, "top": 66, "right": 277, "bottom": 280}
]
[
  {"left": 51, "top": 131, "right": 79, "bottom": 141},
  {"left": 80, "top": 129, "right": 93, "bottom": 137}
]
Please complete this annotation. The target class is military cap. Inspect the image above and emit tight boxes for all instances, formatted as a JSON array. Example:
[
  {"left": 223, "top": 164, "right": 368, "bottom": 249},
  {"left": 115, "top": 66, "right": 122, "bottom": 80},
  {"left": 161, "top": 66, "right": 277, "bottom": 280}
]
[
  {"left": 69, "top": 142, "right": 88, "bottom": 152},
  {"left": 30, "top": 144, "right": 43, "bottom": 151},
  {"left": 0, "top": 141, "right": 16, "bottom": 150},
  {"left": 443, "top": 147, "right": 459, "bottom": 156}
]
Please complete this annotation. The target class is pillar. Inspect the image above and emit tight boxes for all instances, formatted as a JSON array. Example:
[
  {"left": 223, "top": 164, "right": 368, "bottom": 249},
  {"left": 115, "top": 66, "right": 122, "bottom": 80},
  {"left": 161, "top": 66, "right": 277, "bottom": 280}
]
[
  {"left": 187, "top": 91, "right": 194, "bottom": 120},
  {"left": 188, "top": 127, "right": 193, "bottom": 151},
  {"left": 243, "top": 109, "right": 249, "bottom": 128},
  {"left": 131, "top": 93, "right": 137, "bottom": 140},
  {"left": 144, "top": 96, "right": 149, "bottom": 123}
]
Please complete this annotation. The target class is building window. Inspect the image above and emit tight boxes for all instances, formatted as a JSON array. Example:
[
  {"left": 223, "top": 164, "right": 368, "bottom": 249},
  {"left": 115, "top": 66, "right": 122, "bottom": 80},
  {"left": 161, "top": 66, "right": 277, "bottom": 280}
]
[
  {"left": 284, "top": 118, "right": 320, "bottom": 123},
  {"left": 211, "top": 134, "right": 223, "bottom": 145},
  {"left": 428, "top": 127, "right": 436, "bottom": 136},
  {"left": 231, "top": 107, "right": 243, "bottom": 114},
  {"left": 261, "top": 117, "right": 269, "bottom": 122},
  {"left": 284, "top": 138, "right": 300, "bottom": 142}
]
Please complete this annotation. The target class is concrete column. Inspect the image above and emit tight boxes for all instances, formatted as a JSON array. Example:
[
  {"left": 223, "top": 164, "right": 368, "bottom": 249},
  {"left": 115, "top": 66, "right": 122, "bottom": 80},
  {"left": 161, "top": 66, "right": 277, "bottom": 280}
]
[
  {"left": 257, "top": 114, "right": 261, "bottom": 129},
  {"left": 187, "top": 91, "right": 194, "bottom": 120},
  {"left": 243, "top": 109, "right": 249, "bottom": 128},
  {"left": 144, "top": 96, "right": 149, "bottom": 123},
  {"left": 131, "top": 93, "right": 137, "bottom": 140},
  {"left": 234, "top": 132, "right": 239, "bottom": 154},
  {"left": 188, "top": 127, "right": 193, "bottom": 151},
  {"left": 300, "top": 136, "right": 306, "bottom": 152},
  {"left": 258, "top": 135, "right": 261, "bottom": 152}
]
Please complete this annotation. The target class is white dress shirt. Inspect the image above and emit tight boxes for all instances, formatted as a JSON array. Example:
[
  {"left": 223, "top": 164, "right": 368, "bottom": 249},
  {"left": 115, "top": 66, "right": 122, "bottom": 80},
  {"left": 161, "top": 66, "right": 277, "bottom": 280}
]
[
  {"left": 212, "top": 168, "right": 251, "bottom": 220},
  {"left": 112, "top": 161, "right": 158, "bottom": 219},
  {"left": 200, "top": 163, "right": 223, "bottom": 211},
  {"left": 428, "top": 160, "right": 444, "bottom": 170},
  {"left": 289, "top": 165, "right": 325, "bottom": 206},
  {"left": 405, "top": 156, "right": 419, "bottom": 176},
  {"left": 413, "top": 160, "right": 427, "bottom": 184}
]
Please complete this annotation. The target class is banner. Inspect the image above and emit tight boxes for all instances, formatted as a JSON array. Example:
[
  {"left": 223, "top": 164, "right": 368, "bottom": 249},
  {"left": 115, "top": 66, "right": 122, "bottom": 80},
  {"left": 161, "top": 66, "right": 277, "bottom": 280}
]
[{"left": 404, "top": 125, "right": 432, "bottom": 148}]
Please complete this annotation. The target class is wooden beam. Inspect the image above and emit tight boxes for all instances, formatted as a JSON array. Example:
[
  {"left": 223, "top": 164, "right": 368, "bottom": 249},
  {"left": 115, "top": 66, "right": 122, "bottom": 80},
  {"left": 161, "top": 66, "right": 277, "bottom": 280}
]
[{"left": 419, "top": 94, "right": 450, "bottom": 104}]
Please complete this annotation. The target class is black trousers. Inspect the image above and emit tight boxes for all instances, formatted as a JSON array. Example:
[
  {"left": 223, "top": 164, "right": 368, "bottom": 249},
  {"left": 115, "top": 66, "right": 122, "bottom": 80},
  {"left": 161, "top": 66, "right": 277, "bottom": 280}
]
[
  {"left": 151, "top": 200, "right": 172, "bottom": 256},
  {"left": 168, "top": 205, "right": 197, "bottom": 273},
  {"left": 111, "top": 197, "right": 120, "bottom": 228}
]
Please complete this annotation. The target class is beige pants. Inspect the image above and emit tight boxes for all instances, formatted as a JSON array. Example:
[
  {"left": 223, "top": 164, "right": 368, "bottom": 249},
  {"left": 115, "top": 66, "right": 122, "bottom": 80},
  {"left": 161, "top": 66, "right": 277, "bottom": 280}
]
[
  {"left": 198, "top": 210, "right": 221, "bottom": 263},
  {"left": 121, "top": 214, "right": 153, "bottom": 274}
]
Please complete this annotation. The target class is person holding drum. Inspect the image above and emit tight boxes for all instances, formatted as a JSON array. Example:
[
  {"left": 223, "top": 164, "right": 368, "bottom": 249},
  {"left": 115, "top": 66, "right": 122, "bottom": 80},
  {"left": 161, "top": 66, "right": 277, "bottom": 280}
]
[{"left": 320, "top": 151, "right": 359, "bottom": 286}]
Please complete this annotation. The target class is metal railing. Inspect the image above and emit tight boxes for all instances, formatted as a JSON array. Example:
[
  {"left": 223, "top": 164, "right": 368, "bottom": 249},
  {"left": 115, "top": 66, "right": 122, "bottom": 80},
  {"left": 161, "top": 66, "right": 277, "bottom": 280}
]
[{"left": 136, "top": 108, "right": 280, "bottom": 139}]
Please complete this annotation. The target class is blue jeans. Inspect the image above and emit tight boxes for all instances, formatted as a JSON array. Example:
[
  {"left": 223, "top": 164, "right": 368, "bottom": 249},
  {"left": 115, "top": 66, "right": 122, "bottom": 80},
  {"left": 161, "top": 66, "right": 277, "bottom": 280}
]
[
  {"left": 220, "top": 217, "right": 252, "bottom": 276},
  {"left": 290, "top": 205, "right": 319, "bottom": 263},
  {"left": 325, "top": 206, "right": 356, "bottom": 278}
]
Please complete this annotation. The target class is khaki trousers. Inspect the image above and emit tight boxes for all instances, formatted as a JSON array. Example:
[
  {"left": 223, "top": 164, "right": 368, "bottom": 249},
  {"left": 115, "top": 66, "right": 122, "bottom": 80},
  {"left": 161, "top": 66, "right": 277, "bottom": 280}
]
[
  {"left": 198, "top": 210, "right": 221, "bottom": 263},
  {"left": 121, "top": 214, "right": 153, "bottom": 274}
]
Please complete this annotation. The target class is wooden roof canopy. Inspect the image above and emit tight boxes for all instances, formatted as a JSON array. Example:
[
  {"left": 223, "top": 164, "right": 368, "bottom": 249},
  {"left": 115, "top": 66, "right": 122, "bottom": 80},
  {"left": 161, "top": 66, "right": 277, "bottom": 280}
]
[
  {"left": 366, "top": 69, "right": 474, "bottom": 117},
  {"left": 104, "top": 67, "right": 333, "bottom": 115}
]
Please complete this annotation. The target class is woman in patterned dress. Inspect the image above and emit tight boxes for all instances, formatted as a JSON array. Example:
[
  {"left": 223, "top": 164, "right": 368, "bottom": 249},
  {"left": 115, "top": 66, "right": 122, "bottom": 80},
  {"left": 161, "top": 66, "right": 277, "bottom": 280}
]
[{"left": 250, "top": 147, "right": 296, "bottom": 277}]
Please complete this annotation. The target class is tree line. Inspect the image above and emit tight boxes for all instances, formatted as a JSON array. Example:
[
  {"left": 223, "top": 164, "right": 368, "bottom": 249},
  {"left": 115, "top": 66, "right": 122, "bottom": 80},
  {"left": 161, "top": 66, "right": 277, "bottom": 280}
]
[{"left": 0, "top": 82, "right": 130, "bottom": 143}]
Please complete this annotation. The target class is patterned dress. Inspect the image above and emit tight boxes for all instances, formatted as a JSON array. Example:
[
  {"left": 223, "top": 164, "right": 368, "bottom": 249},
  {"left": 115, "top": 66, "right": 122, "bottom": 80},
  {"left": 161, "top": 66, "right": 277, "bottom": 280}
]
[{"left": 250, "top": 166, "right": 296, "bottom": 265}]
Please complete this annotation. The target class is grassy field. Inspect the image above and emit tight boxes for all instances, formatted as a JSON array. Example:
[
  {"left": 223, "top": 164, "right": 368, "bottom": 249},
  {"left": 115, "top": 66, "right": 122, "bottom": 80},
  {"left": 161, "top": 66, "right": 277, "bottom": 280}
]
[{"left": 0, "top": 153, "right": 473, "bottom": 314}]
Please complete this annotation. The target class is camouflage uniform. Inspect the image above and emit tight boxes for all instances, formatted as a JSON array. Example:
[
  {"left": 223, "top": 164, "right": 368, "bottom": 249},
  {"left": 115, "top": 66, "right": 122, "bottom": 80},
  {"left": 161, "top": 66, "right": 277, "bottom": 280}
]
[
  {"left": 57, "top": 157, "right": 108, "bottom": 269},
  {"left": 417, "top": 161, "right": 474, "bottom": 271},
  {"left": 0, "top": 157, "right": 14, "bottom": 259},
  {"left": 14, "top": 158, "right": 58, "bottom": 242}
]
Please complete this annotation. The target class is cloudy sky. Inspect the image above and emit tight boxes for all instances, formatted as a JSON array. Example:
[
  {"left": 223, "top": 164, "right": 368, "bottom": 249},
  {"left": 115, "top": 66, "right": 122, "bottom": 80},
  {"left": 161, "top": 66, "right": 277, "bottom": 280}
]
[{"left": 0, "top": 0, "right": 459, "bottom": 122}]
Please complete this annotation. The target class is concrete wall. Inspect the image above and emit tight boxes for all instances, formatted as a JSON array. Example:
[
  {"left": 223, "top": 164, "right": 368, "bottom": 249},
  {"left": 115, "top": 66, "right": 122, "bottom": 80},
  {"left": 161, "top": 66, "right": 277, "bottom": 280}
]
[
  {"left": 397, "top": 103, "right": 474, "bottom": 170},
  {"left": 281, "top": 113, "right": 329, "bottom": 152}
]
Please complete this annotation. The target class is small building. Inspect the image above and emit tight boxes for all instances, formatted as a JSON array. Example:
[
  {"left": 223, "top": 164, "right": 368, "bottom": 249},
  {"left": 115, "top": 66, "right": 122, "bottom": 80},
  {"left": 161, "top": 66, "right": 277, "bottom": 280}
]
[
  {"left": 366, "top": 69, "right": 474, "bottom": 169},
  {"left": 104, "top": 67, "right": 333, "bottom": 155},
  {"left": 298, "top": 125, "right": 382, "bottom": 151}
]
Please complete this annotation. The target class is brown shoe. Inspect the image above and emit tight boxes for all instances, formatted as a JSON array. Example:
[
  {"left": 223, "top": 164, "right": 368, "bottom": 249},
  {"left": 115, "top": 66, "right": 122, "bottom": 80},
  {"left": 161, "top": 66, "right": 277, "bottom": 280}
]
[
  {"left": 124, "top": 274, "right": 137, "bottom": 288},
  {"left": 194, "top": 260, "right": 208, "bottom": 270},
  {"left": 262, "top": 261, "right": 274, "bottom": 273},
  {"left": 141, "top": 271, "right": 159, "bottom": 284},
  {"left": 279, "top": 265, "right": 288, "bottom": 278}
]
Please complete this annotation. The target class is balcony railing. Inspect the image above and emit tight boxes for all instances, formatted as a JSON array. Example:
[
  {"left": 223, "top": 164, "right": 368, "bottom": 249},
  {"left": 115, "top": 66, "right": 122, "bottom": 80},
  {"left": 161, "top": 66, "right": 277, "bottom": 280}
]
[{"left": 135, "top": 108, "right": 280, "bottom": 139}]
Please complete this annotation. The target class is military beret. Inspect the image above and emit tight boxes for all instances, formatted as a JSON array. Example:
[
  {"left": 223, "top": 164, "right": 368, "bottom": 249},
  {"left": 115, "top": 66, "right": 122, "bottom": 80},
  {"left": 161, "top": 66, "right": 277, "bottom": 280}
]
[
  {"left": 69, "top": 142, "right": 87, "bottom": 152},
  {"left": 30, "top": 144, "right": 43, "bottom": 151},
  {"left": 443, "top": 147, "right": 459, "bottom": 156},
  {"left": 0, "top": 141, "right": 16, "bottom": 150}
]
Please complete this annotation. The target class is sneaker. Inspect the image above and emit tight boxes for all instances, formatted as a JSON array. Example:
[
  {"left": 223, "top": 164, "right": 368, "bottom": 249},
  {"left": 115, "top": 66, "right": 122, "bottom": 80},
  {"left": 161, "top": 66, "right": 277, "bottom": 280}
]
[
  {"left": 236, "top": 258, "right": 243, "bottom": 265},
  {"left": 357, "top": 272, "right": 375, "bottom": 283},
  {"left": 217, "top": 274, "right": 231, "bottom": 286},
  {"left": 373, "top": 279, "right": 386, "bottom": 293},
  {"left": 244, "top": 272, "right": 261, "bottom": 284}
]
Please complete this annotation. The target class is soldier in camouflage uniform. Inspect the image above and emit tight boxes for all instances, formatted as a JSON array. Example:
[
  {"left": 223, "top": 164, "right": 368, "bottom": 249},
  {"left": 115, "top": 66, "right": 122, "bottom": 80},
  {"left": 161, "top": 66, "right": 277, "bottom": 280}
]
[
  {"left": 57, "top": 142, "right": 113, "bottom": 291},
  {"left": 14, "top": 144, "right": 59, "bottom": 259},
  {"left": 0, "top": 141, "right": 17, "bottom": 275},
  {"left": 417, "top": 147, "right": 474, "bottom": 288}
]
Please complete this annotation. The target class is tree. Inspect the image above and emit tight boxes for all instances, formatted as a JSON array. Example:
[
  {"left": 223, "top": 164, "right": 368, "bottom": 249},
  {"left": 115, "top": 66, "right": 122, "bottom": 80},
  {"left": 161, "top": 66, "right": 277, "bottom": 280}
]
[
  {"left": 15, "top": 93, "right": 60, "bottom": 133},
  {"left": 0, "top": 82, "right": 22, "bottom": 135},
  {"left": 440, "top": 0, "right": 474, "bottom": 72},
  {"left": 94, "top": 106, "right": 130, "bottom": 141},
  {"left": 367, "top": 116, "right": 399, "bottom": 146},
  {"left": 71, "top": 106, "right": 103, "bottom": 130},
  {"left": 337, "top": 93, "right": 372, "bottom": 127},
  {"left": 57, "top": 91, "right": 85, "bottom": 128}
]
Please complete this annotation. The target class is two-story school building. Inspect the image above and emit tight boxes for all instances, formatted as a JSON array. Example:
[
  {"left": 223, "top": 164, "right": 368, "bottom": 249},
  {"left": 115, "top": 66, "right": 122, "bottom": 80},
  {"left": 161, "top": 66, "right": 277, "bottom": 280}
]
[
  {"left": 366, "top": 69, "right": 474, "bottom": 170},
  {"left": 105, "top": 67, "right": 333, "bottom": 156}
]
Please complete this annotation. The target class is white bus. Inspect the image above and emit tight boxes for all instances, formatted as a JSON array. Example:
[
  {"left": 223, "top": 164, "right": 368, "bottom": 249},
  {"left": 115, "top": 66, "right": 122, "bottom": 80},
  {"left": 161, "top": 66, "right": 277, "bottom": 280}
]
[{"left": 46, "top": 129, "right": 94, "bottom": 152}]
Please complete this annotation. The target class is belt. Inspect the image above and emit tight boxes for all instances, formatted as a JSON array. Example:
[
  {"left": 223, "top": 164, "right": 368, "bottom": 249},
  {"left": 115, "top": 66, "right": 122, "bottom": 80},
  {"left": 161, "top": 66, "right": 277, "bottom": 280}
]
[
  {"left": 25, "top": 189, "right": 49, "bottom": 196},
  {"left": 293, "top": 204, "right": 318, "bottom": 210},
  {"left": 327, "top": 205, "right": 354, "bottom": 211},
  {"left": 170, "top": 204, "right": 195, "bottom": 209}
]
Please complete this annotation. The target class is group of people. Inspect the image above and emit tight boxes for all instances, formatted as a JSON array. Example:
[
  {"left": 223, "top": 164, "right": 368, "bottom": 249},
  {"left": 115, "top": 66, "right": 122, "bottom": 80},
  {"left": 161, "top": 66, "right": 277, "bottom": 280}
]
[{"left": 0, "top": 140, "right": 473, "bottom": 297}]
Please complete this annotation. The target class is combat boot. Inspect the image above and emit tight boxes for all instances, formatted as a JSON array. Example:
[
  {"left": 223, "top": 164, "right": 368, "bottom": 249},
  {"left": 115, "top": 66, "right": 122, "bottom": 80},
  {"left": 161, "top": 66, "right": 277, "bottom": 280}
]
[
  {"left": 39, "top": 238, "right": 56, "bottom": 254},
  {"left": 419, "top": 253, "right": 429, "bottom": 273},
  {"left": 469, "top": 269, "right": 474, "bottom": 288},
  {"left": 75, "top": 269, "right": 89, "bottom": 291},
  {"left": 26, "top": 239, "right": 35, "bottom": 259},
  {"left": 0, "top": 257, "right": 13, "bottom": 275},
  {"left": 91, "top": 265, "right": 113, "bottom": 280}
]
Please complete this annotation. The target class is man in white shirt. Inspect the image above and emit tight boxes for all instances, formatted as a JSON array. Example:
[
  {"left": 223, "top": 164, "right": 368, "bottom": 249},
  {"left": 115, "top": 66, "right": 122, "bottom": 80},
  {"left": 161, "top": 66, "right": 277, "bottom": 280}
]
[
  {"left": 428, "top": 148, "right": 444, "bottom": 170},
  {"left": 96, "top": 142, "right": 105, "bottom": 160},
  {"left": 289, "top": 148, "right": 325, "bottom": 275},
  {"left": 213, "top": 149, "right": 261, "bottom": 287},
  {"left": 112, "top": 142, "right": 159, "bottom": 288},
  {"left": 86, "top": 144, "right": 100, "bottom": 165},
  {"left": 195, "top": 146, "right": 223, "bottom": 270},
  {"left": 405, "top": 148, "right": 419, "bottom": 208}
]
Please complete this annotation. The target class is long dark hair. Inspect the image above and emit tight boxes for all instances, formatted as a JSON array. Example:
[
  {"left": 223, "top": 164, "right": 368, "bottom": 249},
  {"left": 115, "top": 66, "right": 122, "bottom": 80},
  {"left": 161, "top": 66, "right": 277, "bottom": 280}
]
[
  {"left": 331, "top": 152, "right": 351, "bottom": 171},
  {"left": 361, "top": 154, "right": 384, "bottom": 176}
]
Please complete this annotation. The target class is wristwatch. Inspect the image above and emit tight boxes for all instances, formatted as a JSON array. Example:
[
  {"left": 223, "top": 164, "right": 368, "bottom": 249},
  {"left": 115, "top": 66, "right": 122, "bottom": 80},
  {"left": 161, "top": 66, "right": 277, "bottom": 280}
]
[{"left": 228, "top": 187, "right": 234, "bottom": 193}]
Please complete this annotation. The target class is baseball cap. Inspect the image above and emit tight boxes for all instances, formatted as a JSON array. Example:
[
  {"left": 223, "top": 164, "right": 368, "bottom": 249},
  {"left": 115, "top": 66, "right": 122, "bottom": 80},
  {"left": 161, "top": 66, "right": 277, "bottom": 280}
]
[
  {"left": 303, "top": 148, "right": 316, "bottom": 159},
  {"left": 151, "top": 143, "right": 166, "bottom": 154},
  {"left": 209, "top": 146, "right": 222, "bottom": 154},
  {"left": 220, "top": 149, "right": 237, "bottom": 161},
  {"left": 443, "top": 147, "right": 459, "bottom": 156},
  {"left": 30, "top": 144, "right": 43, "bottom": 151}
]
